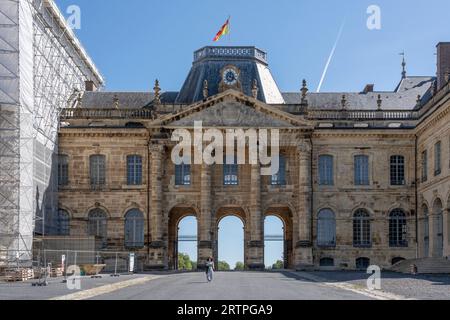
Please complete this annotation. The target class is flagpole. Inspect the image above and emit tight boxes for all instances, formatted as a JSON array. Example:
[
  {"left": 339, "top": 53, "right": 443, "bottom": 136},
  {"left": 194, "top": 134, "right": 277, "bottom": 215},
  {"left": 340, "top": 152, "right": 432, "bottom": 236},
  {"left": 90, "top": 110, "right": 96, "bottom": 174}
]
[{"left": 228, "top": 15, "right": 231, "bottom": 44}]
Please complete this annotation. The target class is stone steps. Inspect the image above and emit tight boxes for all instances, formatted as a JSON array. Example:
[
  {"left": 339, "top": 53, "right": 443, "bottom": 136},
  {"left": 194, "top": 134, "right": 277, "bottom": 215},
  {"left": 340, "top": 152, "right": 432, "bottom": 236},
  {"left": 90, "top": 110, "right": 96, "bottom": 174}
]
[{"left": 390, "top": 257, "right": 450, "bottom": 274}]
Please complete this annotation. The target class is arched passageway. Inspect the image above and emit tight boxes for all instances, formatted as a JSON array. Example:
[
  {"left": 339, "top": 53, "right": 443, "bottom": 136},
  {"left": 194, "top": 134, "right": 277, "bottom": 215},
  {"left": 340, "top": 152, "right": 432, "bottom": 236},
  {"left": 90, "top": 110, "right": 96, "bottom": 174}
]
[
  {"left": 215, "top": 207, "right": 247, "bottom": 270},
  {"left": 168, "top": 206, "right": 198, "bottom": 270},
  {"left": 264, "top": 216, "right": 284, "bottom": 269},
  {"left": 264, "top": 206, "right": 294, "bottom": 269}
]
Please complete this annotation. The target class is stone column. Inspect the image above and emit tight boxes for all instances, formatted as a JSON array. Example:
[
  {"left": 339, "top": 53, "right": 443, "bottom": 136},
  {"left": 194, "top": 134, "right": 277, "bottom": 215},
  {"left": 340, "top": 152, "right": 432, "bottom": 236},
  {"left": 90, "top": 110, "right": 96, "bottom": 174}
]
[
  {"left": 295, "top": 139, "right": 314, "bottom": 268},
  {"left": 444, "top": 209, "right": 449, "bottom": 257},
  {"left": 428, "top": 212, "right": 436, "bottom": 258},
  {"left": 247, "top": 163, "right": 264, "bottom": 270},
  {"left": 198, "top": 163, "right": 213, "bottom": 269},
  {"left": 148, "top": 142, "right": 167, "bottom": 269}
]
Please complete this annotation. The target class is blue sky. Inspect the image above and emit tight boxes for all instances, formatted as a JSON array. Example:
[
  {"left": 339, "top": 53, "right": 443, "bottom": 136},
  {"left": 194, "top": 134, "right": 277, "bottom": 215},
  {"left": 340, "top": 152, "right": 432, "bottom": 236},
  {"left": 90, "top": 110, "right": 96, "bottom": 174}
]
[
  {"left": 54, "top": 0, "right": 450, "bottom": 267},
  {"left": 56, "top": 0, "right": 450, "bottom": 93}
]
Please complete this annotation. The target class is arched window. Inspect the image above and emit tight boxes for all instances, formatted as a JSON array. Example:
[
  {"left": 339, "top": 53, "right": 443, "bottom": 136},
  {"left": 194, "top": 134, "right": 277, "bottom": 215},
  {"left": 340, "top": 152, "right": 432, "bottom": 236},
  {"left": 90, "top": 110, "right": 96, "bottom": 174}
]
[
  {"left": 320, "top": 258, "right": 334, "bottom": 267},
  {"left": 317, "top": 209, "right": 336, "bottom": 247},
  {"left": 124, "top": 209, "right": 144, "bottom": 248},
  {"left": 389, "top": 209, "right": 408, "bottom": 247},
  {"left": 271, "top": 155, "right": 286, "bottom": 186},
  {"left": 56, "top": 209, "right": 70, "bottom": 236},
  {"left": 127, "top": 155, "right": 142, "bottom": 185},
  {"left": 390, "top": 155, "right": 405, "bottom": 185},
  {"left": 423, "top": 205, "right": 430, "bottom": 258},
  {"left": 433, "top": 199, "right": 444, "bottom": 257},
  {"left": 353, "top": 209, "right": 371, "bottom": 247},
  {"left": 356, "top": 257, "right": 370, "bottom": 270},
  {"left": 88, "top": 208, "right": 107, "bottom": 248},
  {"left": 318, "top": 155, "right": 334, "bottom": 186}
]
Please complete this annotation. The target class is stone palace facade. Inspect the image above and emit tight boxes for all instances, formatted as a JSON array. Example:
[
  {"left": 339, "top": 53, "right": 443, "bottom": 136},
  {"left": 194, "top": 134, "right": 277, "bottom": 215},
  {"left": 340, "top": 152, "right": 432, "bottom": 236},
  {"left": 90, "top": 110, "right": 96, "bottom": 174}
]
[{"left": 54, "top": 44, "right": 450, "bottom": 270}]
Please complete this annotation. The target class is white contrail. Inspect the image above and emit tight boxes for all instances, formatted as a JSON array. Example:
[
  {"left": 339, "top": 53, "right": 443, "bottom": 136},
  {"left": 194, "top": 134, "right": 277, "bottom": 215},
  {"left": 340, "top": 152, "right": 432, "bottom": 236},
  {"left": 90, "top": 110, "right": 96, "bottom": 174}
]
[{"left": 316, "top": 21, "right": 346, "bottom": 93}]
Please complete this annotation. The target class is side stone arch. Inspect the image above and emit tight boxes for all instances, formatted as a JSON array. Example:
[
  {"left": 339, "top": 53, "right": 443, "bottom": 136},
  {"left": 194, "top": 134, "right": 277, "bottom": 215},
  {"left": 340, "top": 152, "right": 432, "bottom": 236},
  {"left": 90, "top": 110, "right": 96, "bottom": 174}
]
[
  {"left": 430, "top": 198, "right": 444, "bottom": 257},
  {"left": 264, "top": 205, "right": 294, "bottom": 269},
  {"left": 168, "top": 204, "right": 199, "bottom": 270}
]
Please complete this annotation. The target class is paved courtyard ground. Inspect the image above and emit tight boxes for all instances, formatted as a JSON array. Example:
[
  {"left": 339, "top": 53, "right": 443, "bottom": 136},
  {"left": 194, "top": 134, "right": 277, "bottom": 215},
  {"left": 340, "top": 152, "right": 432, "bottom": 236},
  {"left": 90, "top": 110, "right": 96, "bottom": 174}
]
[{"left": 0, "top": 271, "right": 449, "bottom": 300}]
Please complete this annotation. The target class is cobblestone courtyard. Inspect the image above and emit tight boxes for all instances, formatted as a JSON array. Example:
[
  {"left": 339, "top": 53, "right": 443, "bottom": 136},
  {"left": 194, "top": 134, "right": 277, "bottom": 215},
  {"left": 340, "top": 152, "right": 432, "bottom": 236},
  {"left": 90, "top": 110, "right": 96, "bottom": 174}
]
[{"left": 0, "top": 271, "right": 449, "bottom": 300}]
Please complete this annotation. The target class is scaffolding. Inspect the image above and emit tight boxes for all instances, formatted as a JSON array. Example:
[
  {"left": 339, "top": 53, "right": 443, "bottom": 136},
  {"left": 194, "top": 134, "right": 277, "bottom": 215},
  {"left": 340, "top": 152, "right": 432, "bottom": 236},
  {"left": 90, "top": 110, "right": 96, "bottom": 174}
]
[{"left": 0, "top": 0, "right": 103, "bottom": 267}]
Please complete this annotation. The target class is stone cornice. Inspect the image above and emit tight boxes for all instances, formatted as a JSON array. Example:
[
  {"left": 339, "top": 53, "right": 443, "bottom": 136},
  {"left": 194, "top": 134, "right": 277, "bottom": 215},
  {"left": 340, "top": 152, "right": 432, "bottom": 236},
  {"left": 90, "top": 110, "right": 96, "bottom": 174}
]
[
  {"left": 59, "top": 128, "right": 149, "bottom": 138},
  {"left": 415, "top": 97, "right": 450, "bottom": 136},
  {"left": 312, "top": 131, "right": 417, "bottom": 139}
]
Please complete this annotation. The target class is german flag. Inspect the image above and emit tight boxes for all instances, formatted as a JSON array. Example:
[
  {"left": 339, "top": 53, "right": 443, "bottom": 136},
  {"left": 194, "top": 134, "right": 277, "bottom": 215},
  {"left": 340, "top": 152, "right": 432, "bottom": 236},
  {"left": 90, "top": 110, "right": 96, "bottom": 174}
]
[{"left": 213, "top": 18, "right": 230, "bottom": 42}]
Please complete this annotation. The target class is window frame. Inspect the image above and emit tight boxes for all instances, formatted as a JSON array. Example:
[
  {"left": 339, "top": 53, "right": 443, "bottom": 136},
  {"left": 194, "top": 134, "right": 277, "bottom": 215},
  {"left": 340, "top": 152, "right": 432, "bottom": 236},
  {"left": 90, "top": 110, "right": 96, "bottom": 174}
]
[
  {"left": 127, "top": 155, "right": 143, "bottom": 186},
  {"left": 90, "top": 155, "right": 106, "bottom": 189},
  {"left": 271, "top": 154, "right": 287, "bottom": 186},
  {"left": 223, "top": 155, "right": 239, "bottom": 186},
  {"left": 353, "top": 209, "right": 372, "bottom": 248},
  {"left": 56, "top": 209, "right": 70, "bottom": 236},
  {"left": 88, "top": 209, "right": 108, "bottom": 248},
  {"left": 434, "top": 141, "right": 442, "bottom": 176},
  {"left": 390, "top": 155, "right": 405, "bottom": 186},
  {"left": 58, "top": 155, "right": 69, "bottom": 187},
  {"left": 124, "top": 209, "right": 145, "bottom": 249},
  {"left": 318, "top": 155, "right": 334, "bottom": 186},
  {"left": 389, "top": 209, "right": 408, "bottom": 248},
  {"left": 175, "top": 162, "right": 191, "bottom": 186},
  {"left": 354, "top": 155, "right": 370, "bottom": 186},
  {"left": 422, "top": 150, "right": 428, "bottom": 182},
  {"left": 317, "top": 209, "right": 336, "bottom": 247}
]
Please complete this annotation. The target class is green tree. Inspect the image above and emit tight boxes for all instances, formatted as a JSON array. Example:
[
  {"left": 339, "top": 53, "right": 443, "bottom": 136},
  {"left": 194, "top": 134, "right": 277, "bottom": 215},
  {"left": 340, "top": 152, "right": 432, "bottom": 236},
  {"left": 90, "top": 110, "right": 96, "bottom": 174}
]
[
  {"left": 218, "top": 261, "right": 230, "bottom": 271},
  {"left": 178, "top": 253, "right": 194, "bottom": 271},
  {"left": 234, "top": 262, "right": 245, "bottom": 271},
  {"left": 272, "top": 260, "right": 284, "bottom": 270}
]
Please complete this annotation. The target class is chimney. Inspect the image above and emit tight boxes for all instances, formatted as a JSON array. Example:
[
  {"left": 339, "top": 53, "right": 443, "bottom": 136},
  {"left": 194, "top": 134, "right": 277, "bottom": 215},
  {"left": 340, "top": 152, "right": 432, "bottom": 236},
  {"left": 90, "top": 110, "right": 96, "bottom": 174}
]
[
  {"left": 363, "top": 84, "right": 374, "bottom": 94},
  {"left": 437, "top": 42, "right": 450, "bottom": 90},
  {"left": 85, "top": 80, "right": 97, "bottom": 92}
]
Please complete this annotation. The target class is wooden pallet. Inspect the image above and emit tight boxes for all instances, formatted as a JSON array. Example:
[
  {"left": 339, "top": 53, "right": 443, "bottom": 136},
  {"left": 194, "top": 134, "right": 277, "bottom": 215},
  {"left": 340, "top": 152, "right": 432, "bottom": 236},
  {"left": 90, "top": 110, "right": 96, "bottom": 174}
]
[{"left": 2, "top": 268, "right": 34, "bottom": 282}]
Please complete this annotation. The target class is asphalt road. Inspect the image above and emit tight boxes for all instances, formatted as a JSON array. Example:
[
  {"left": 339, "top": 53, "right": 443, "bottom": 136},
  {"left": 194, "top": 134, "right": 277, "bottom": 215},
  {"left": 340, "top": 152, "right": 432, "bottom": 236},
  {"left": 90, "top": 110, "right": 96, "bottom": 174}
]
[{"left": 90, "top": 272, "right": 373, "bottom": 300}]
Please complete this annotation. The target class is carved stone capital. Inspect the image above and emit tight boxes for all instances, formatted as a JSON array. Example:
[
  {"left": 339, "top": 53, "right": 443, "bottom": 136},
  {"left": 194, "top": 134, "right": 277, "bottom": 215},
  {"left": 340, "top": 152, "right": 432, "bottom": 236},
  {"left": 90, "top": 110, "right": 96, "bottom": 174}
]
[
  {"left": 149, "top": 241, "right": 166, "bottom": 249},
  {"left": 248, "top": 240, "right": 264, "bottom": 248},
  {"left": 297, "top": 140, "right": 312, "bottom": 154},
  {"left": 149, "top": 142, "right": 164, "bottom": 155},
  {"left": 296, "top": 240, "right": 312, "bottom": 248}
]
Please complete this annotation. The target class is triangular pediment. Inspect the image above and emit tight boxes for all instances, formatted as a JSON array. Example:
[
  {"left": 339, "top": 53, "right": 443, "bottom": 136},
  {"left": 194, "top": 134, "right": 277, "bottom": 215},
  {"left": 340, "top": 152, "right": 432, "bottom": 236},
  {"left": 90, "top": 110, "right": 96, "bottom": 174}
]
[{"left": 159, "top": 89, "right": 311, "bottom": 129}]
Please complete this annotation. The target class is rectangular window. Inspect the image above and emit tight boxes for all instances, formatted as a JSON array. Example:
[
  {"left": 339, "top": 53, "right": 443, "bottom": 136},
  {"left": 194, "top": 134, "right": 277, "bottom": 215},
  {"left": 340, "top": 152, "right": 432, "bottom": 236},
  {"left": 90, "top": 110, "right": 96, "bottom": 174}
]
[
  {"left": 127, "top": 155, "right": 142, "bottom": 185},
  {"left": 271, "top": 155, "right": 286, "bottom": 186},
  {"left": 318, "top": 155, "right": 334, "bottom": 186},
  {"left": 422, "top": 150, "right": 428, "bottom": 182},
  {"left": 58, "top": 155, "right": 69, "bottom": 186},
  {"left": 435, "top": 141, "right": 442, "bottom": 176},
  {"left": 354, "top": 155, "right": 369, "bottom": 186},
  {"left": 390, "top": 155, "right": 405, "bottom": 186},
  {"left": 224, "top": 155, "right": 238, "bottom": 185},
  {"left": 175, "top": 163, "right": 191, "bottom": 186},
  {"left": 90, "top": 155, "right": 106, "bottom": 188}
]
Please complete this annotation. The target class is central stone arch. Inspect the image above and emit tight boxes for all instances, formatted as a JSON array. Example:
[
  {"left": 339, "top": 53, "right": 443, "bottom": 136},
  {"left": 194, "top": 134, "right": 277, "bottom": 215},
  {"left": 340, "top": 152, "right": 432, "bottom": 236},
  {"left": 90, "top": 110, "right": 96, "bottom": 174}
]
[
  {"left": 264, "top": 205, "right": 294, "bottom": 269},
  {"left": 168, "top": 205, "right": 198, "bottom": 270},
  {"left": 214, "top": 206, "right": 248, "bottom": 269}
]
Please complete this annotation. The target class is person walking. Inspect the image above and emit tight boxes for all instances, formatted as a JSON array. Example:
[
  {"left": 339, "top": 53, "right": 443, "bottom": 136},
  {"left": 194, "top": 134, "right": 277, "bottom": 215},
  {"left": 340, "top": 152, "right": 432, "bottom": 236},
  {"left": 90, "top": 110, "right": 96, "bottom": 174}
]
[{"left": 205, "top": 257, "right": 215, "bottom": 282}]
